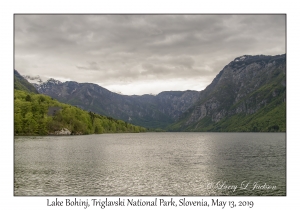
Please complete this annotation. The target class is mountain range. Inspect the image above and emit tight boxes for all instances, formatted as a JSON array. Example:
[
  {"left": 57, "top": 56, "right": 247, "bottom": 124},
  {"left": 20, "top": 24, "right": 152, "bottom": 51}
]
[{"left": 21, "top": 54, "right": 286, "bottom": 131}]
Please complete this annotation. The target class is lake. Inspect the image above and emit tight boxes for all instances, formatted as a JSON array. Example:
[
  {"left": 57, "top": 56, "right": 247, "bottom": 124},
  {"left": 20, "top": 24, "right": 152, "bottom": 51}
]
[{"left": 14, "top": 132, "right": 286, "bottom": 196}]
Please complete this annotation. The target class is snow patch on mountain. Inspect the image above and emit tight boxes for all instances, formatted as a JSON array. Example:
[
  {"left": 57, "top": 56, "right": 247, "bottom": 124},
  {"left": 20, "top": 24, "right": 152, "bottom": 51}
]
[{"left": 23, "top": 75, "right": 63, "bottom": 93}]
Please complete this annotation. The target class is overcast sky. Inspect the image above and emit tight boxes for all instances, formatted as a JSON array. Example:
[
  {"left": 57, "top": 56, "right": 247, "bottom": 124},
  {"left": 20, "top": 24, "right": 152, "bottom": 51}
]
[{"left": 15, "top": 14, "right": 286, "bottom": 95}]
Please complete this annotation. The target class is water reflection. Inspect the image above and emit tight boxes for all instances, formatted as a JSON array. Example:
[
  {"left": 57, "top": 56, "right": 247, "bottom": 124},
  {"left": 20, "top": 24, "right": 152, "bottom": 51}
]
[{"left": 14, "top": 133, "right": 286, "bottom": 196}]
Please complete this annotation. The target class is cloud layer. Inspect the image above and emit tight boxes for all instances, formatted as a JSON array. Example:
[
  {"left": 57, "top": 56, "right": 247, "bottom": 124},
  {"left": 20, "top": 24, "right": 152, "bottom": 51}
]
[{"left": 15, "top": 14, "right": 286, "bottom": 95}]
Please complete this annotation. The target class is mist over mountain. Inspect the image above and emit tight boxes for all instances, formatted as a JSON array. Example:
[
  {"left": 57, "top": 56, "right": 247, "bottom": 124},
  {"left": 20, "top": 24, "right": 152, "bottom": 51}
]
[{"left": 22, "top": 75, "right": 44, "bottom": 85}]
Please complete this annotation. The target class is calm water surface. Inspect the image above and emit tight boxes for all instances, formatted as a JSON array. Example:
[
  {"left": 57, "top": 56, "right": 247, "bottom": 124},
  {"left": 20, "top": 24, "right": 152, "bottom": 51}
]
[{"left": 14, "top": 133, "right": 286, "bottom": 196}]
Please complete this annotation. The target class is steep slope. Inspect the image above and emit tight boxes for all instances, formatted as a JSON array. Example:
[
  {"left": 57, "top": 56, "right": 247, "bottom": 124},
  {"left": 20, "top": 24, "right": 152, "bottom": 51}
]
[
  {"left": 31, "top": 80, "right": 201, "bottom": 129},
  {"left": 14, "top": 70, "right": 39, "bottom": 94},
  {"left": 169, "top": 54, "right": 286, "bottom": 131}
]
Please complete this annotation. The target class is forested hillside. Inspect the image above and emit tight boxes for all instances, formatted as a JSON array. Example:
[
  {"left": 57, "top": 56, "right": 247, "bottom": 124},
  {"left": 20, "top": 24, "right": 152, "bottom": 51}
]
[{"left": 14, "top": 89, "right": 146, "bottom": 135}]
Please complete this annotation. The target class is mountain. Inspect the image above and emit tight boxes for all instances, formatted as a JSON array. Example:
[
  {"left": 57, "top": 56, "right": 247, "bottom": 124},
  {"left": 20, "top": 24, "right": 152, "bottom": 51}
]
[
  {"left": 14, "top": 70, "right": 39, "bottom": 94},
  {"left": 30, "top": 78, "right": 201, "bottom": 129},
  {"left": 23, "top": 53, "right": 286, "bottom": 131},
  {"left": 14, "top": 73, "right": 147, "bottom": 135},
  {"left": 169, "top": 54, "right": 286, "bottom": 131}
]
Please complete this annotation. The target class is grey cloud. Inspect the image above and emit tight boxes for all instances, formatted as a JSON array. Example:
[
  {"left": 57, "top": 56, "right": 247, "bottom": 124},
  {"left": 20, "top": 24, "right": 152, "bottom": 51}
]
[
  {"left": 15, "top": 14, "right": 286, "bottom": 95},
  {"left": 76, "top": 61, "right": 101, "bottom": 70}
]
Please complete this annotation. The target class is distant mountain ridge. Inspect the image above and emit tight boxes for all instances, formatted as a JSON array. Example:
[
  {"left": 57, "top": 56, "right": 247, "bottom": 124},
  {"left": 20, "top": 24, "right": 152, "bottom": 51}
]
[
  {"left": 23, "top": 54, "right": 286, "bottom": 131},
  {"left": 28, "top": 78, "right": 201, "bottom": 129}
]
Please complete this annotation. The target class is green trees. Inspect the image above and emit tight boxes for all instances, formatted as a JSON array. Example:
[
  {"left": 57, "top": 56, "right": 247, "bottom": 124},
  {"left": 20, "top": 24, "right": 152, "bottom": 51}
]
[{"left": 14, "top": 89, "right": 147, "bottom": 135}]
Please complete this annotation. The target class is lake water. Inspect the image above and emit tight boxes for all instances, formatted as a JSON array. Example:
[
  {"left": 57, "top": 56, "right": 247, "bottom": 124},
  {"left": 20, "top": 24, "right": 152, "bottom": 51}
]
[{"left": 14, "top": 132, "right": 286, "bottom": 196}]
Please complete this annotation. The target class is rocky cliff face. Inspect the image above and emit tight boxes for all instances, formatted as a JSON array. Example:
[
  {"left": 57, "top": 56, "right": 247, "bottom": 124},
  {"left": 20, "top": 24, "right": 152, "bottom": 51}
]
[{"left": 170, "top": 54, "right": 286, "bottom": 131}]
